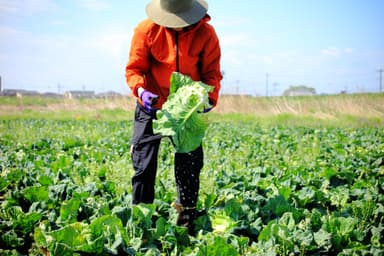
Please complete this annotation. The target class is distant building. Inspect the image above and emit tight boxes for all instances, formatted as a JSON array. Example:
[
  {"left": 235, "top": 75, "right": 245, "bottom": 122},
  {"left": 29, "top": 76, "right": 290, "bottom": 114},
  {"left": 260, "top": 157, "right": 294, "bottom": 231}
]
[
  {"left": 42, "top": 92, "right": 63, "bottom": 98},
  {"left": 96, "top": 91, "right": 123, "bottom": 98},
  {"left": 65, "top": 90, "right": 95, "bottom": 99},
  {"left": 0, "top": 89, "right": 40, "bottom": 97}
]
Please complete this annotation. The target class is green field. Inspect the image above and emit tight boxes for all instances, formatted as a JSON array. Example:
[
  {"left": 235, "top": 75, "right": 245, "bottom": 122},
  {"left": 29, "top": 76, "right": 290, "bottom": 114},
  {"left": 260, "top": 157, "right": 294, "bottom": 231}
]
[{"left": 0, "top": 94, "right": 383, "bottom": 255}]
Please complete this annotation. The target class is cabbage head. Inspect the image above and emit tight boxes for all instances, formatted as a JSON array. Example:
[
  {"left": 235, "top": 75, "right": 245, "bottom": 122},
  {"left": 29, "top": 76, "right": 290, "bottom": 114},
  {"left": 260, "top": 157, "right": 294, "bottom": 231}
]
[{"left": 153, "top": 72, "right": 213, "bottom": 153}]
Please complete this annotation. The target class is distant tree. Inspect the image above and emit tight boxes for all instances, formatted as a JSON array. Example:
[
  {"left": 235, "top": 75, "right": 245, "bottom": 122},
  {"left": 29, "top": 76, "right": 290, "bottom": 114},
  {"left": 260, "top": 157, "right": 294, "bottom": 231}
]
[{"left": 283, "top": 85, "right": 316, "bottom": 96}]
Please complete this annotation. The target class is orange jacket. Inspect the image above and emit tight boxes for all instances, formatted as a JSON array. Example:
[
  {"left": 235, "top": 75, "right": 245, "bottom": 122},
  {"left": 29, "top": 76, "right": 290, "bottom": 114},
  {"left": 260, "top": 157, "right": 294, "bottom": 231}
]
[{"left": 125, "top": 15, "right": 222, "bottom": 109}]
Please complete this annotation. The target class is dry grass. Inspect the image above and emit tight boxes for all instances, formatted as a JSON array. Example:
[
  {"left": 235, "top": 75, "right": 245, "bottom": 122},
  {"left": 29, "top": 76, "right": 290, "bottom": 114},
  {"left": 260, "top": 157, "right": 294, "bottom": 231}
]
[
  {"left": 0, "top": 96, "right": 136, "bottom": 115},
  {"left": 0, "top": 94, "right": 383, "bottom": 125},
  {"left": 215, "top": 94, "right": 384, "bottom": 119}
]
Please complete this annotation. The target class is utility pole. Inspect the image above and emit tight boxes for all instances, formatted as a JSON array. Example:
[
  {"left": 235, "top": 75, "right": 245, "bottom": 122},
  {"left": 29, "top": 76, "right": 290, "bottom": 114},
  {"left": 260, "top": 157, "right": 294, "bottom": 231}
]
[
  {"left": 0, "top": 75, "right": 2, "bottom": 93},
  {"left": 265, "top": 73, "right": 269, "bottom": 97},
  {"left": 378, "top": 69, "right": 383, "bottom": 93}
]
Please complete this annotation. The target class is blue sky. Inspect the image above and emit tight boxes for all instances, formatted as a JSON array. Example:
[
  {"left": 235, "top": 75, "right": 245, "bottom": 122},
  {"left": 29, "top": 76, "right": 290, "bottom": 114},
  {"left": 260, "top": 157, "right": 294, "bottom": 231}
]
[{"left": 1, "top": 0, "right": 383, "bottom": 96}]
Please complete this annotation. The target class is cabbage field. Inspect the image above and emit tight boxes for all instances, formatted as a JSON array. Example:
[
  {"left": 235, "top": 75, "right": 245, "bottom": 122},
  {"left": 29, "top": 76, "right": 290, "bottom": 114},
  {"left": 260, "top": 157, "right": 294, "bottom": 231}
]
[{"left": 0, "top": 116, "right": 383, "bottom": 255}]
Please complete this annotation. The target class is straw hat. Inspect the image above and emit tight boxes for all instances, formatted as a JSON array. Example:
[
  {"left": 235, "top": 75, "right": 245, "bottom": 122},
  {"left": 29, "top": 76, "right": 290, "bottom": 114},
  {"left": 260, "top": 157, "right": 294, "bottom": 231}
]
[{"left": 146, "top": 0, "right": 208, "bottom": 28}]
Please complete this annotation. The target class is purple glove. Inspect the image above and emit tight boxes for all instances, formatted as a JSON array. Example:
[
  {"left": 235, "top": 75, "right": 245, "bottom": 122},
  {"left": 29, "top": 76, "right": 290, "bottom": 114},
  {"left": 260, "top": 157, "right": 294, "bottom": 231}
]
[
  {"left": 199, "top": 99, "right": 214, "bottom": 113},
  {"left": 140, "top": 90, "right": 159, "bottom": 112},
  {"left": 203, "top": 106, "right": 213, "bottom": 113}
]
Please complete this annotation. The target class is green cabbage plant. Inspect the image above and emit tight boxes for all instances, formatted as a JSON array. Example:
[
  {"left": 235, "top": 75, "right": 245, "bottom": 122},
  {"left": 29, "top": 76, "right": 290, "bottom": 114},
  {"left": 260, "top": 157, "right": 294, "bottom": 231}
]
[{"left": 153, "top": 72, "right": 213, "bottom": 153}]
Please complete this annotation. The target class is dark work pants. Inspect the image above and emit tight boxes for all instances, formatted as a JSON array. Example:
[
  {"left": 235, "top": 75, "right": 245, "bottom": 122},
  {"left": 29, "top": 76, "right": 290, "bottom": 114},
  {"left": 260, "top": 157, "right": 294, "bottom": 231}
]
[
  {"left": 174, "top": 146, "right": 203, "bottom": 207},
  {"left": 131, "top": 104, "right": 203, "bottom": 207}
]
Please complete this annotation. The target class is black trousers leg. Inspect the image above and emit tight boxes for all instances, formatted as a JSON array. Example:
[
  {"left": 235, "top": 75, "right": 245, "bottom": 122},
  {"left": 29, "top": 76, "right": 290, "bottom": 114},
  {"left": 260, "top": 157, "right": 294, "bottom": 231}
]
[
  {"left": 131, "top": 104, "right": 160, "bottom": 204},
  {"left": 174, "top": 145, "right": 204, "bottom": 208}
]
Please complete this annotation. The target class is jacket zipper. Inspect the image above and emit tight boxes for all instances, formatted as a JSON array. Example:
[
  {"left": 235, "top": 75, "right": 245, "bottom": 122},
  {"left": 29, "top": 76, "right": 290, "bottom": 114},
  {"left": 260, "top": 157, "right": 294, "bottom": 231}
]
[{"left": 175, "top": 31, "right": 179, "bottom": 72}]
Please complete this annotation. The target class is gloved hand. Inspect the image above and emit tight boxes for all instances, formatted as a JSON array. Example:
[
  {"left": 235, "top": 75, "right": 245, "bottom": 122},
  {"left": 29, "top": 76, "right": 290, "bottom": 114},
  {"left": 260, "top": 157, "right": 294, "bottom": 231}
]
[
  {"left": 202, "top": 105, "right": 213, "bottom": 113},
  {"left": 199, "top": 99, "right": 214, "bottom": 113},
  {"left": 140, "top": 89, "right": 159, "bottom": 112}
]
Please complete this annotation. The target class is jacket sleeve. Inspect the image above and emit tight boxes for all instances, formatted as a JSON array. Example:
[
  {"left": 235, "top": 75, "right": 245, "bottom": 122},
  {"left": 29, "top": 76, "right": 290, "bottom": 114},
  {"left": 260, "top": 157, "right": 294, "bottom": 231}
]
[
  {"left": 125, "top": 23, "right": 150, "bottom": 98},
  {"left": 200, "top": 25, "right": 222, "bottom": 107}
]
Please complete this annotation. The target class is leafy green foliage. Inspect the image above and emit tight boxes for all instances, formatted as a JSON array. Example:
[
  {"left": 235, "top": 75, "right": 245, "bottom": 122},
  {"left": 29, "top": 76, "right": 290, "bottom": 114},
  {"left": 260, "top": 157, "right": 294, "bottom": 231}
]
[
  {"left": 153, "top": 72, "right": 213, "bottom": 153},
  {"left": 1, "top": 119, "right": 384, "bottom": 255}
]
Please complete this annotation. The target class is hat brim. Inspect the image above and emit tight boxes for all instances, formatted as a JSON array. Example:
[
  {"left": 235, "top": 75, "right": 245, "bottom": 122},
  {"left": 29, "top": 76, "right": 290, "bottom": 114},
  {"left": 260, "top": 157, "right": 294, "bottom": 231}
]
[{"left": 146, "top": 0, "right": 208, "bottom": 28}]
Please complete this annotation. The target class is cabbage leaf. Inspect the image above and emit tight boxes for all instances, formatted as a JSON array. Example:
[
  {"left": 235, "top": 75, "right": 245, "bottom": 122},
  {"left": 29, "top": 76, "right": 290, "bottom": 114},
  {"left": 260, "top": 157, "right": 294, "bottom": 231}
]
[{"left": 153, "top": 72, "right": 213, "bottom": 153}]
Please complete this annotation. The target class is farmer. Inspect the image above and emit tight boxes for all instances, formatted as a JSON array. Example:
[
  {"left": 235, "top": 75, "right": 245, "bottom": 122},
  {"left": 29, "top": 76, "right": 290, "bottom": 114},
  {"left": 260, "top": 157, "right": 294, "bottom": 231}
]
[{"left": 125, "top": 0, "right": 222, "bottom": 233}]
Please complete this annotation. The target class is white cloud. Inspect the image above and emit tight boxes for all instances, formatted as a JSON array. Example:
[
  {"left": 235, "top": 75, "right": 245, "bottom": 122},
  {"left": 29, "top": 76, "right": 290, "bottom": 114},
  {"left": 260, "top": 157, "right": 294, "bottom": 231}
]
[
  {"left": 219, "top": 33, "right": 248, "bottom": 47},
  {"left": 213, "top": 16, "right": 248, "bottom": 28},
  {"left": 76, "top": 0, "right": 110, "bottom": 11},
  {"left": 81, "top": 31, "right": 131, "bottom": 58},
  {"left": 321, "top": 47, "right": 341, "bottom": 57},
  {"left": 321, "top": 47, "right": 353, "bottom": 57},
  {"left": 222, "top": 50, "right": 242, "bottom": 66},
  {"left": 50, "top": 19, "right": 67, "bottom": 26},
  {"left": 262, "top": 56, "right": 273, "bottom": 65},
  {"left": 0, "top": 0, "right": 57, "bottom": 17},
  {"left": 0, "top": 25, "right": 20, "bottom": 39},
  {"left": 219, "top": 31, "right": 260, "bottom": 49}
]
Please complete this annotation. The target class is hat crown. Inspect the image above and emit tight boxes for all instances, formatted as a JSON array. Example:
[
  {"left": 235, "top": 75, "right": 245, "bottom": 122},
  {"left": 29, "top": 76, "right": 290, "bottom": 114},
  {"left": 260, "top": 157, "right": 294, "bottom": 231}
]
[
  {"left": 160, "top": 0, "right": 194, "bottom": 13},
  {"left": 146, "top": 0, "right": 208, "bottom": 28}
]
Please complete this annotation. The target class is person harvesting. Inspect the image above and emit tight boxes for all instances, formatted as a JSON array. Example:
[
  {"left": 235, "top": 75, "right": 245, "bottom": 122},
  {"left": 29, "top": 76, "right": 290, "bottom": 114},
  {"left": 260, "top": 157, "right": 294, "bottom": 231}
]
[{"left": 125, "top": 0, "right": 222, "bottom": 234}]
